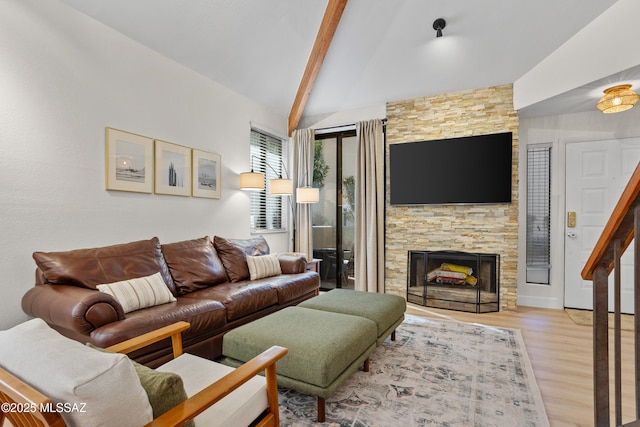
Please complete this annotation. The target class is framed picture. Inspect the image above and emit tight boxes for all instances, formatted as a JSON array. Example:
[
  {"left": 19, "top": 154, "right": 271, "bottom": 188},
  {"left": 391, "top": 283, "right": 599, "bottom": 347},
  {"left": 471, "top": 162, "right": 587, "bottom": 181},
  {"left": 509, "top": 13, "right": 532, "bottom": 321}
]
[
  {"left": 105, "top": 128, "right": 154, "bottom": 193},
  {"left": 192, "top": 149, "right": 222, "bottom": 199},
  {"left": 154, "top": 140, "right": 192, "bottom": 196}
]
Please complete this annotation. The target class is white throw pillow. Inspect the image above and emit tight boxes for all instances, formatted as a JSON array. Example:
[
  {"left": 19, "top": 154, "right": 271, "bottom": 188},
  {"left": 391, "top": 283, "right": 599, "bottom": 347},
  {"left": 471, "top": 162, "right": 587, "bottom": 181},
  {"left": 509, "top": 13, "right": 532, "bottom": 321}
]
[
  {"left": 246, "top": 253, "right": 282, "bottom": 280},
  {"left": 0, "top": 318, "right": 153, "bottom": 427},
  {"left": 97, "top": 272, "right": 176, "bottom": 313}
]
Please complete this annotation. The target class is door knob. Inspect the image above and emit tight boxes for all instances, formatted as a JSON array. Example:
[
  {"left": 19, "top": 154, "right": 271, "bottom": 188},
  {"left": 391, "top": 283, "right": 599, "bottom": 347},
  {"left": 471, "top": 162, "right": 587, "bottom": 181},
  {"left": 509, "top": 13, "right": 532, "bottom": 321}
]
[{"left": 567, "top": 232, "right": 576, "bottom": 238}]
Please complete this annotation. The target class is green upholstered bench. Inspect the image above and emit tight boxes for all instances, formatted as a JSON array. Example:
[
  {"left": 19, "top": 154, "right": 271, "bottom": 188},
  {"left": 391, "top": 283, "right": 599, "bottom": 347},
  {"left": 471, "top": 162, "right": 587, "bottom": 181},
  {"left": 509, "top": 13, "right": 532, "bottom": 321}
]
[
  {"left": 222, "top": 306, "right": 377, "bottom": 422},
  {"left": 299, "top": 289, "right": 406, "bottom": 344}
]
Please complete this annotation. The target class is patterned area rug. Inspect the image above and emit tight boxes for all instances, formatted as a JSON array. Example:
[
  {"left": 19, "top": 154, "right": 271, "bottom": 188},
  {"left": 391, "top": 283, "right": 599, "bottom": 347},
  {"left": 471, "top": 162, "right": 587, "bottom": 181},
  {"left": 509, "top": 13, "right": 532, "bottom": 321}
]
[{"left": 278, "top": 315, "right": 549, "bottom": 426}]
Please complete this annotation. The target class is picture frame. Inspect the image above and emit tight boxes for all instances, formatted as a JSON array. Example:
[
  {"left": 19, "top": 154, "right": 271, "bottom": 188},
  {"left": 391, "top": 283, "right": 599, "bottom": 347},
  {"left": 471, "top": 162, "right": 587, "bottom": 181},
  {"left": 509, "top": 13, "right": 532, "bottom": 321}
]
[
  {"left": 192, "top": 149, "right": 222, "bottom": 199},
  {"left": 154, "top": 140, "right": 192, "bottom": 196},
  {"left": 105, "top": 127, "right": 154, "bottom": 193}
]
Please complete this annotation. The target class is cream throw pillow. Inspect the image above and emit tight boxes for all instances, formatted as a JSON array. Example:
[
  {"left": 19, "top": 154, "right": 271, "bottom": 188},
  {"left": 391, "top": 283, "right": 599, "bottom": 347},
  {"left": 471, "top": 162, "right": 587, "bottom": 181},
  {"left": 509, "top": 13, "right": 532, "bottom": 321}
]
[
  {"left": 0, "top": 318, "right": 153, "bottom": 427},
  {"left": 246, "top": 253, "right": 282, "bottom": 280},
  {"left": 97, "top": 272, "right": 176, "bottom": 313}
]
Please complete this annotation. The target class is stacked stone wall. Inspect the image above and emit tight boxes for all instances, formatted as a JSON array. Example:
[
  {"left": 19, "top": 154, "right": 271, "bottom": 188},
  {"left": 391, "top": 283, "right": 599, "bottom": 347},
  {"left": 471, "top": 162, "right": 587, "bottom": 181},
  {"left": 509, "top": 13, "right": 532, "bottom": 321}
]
[{"left": 385, "top": 84, "right": 519, "bottom": 311}]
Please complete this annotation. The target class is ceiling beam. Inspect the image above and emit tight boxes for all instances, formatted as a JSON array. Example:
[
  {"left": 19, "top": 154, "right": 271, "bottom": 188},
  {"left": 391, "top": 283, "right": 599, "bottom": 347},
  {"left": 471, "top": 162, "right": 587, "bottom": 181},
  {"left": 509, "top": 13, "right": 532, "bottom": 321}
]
[{"left": 287, "top": 0, "right": 348, "bottom": 136}]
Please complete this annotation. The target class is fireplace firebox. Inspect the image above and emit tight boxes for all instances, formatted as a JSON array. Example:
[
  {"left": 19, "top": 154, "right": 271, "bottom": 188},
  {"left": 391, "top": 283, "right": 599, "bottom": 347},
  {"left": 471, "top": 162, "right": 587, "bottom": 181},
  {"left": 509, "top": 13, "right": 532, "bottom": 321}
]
[{"left": 407, "top": 250, "right": 500, "bottom": 313}]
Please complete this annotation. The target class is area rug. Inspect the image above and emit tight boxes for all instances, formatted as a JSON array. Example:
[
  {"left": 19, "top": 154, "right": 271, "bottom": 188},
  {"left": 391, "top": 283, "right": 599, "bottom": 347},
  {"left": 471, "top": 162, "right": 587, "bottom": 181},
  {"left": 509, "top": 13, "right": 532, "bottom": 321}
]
[
  {"left": 565, "top": 308, "right": 634, "bottom": 331},
  {"left": 278, "top": 315, "right": 549, "bottom": 426}
]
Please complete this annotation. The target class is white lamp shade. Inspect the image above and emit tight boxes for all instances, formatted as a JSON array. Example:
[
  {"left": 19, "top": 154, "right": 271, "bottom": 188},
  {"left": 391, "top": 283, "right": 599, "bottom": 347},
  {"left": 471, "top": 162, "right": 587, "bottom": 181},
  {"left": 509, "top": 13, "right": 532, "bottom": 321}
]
[
  {"left": 239, "top": 171, "right": 264, "bottom": 191},
  {"left": 269, "top": 178, "right": 293, "bottom": 195},
  {"left": 296, "top": 186, "right": 319, "bottom": 203}
]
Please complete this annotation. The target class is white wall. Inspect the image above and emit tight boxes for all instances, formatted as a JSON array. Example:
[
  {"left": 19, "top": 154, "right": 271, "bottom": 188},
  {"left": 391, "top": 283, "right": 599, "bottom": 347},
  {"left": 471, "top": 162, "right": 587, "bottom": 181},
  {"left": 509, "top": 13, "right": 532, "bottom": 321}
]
[
  {"left": 514, "top": 0, "right": 640, "bottom": 309},
  {"left": 299, "top": 105, "right": 386, "bottom": 131},
  {"left": 0, "top": 0, "right": 289, "bottom": 328},
  {"left": 518, "top": 107, "right": 640, "bottom": 309},
  {"left": 514, "top": 0, "right": 640, "bottom": 110}
]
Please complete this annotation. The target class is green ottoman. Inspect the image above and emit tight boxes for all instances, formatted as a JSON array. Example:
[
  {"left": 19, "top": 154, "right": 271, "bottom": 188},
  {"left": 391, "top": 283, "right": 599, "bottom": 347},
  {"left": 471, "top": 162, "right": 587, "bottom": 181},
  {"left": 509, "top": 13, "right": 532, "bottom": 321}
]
[
  {"left": 299, "top": 289, "right": 406, "bottom": 344},
  {"left": 222, "top": 306, "right": 377, "bottom": 422}
]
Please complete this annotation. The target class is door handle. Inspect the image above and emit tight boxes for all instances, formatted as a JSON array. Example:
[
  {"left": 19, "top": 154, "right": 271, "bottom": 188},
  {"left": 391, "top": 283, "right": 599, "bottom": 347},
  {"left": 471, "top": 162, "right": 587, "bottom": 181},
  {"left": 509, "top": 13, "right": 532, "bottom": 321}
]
[{"left": 567, "top": 232, "right": 576, "bottom": 238}]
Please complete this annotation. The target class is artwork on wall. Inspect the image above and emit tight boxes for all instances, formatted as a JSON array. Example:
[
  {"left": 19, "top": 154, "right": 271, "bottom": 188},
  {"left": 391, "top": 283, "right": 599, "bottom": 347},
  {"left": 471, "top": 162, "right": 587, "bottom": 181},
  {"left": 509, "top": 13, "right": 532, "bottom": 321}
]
[
  {"left": 192, "top": 149, "right": 222, "bottom": 199},
  {"left": 105, "top": 127, "right": 222, "bottom": 199},
  {"left": 105, "top": 127, "right": 154, "bottom": 193},
  {"left": 154, "top": 140, "right": 192, "bottom": 197}
]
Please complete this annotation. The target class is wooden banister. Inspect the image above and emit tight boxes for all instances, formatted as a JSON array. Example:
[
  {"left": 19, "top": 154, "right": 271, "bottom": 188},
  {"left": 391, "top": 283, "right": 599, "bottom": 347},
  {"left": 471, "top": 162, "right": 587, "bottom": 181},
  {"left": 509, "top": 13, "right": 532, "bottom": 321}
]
[{"left": 582, "top": 161, "right": 640, "bottom": 426}]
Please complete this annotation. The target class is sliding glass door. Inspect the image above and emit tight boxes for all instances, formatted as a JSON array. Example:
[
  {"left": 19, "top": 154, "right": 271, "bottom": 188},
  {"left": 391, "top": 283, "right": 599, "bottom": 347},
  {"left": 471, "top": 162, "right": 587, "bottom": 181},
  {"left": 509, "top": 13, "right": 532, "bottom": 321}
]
[{"left": 312, "top": 130, "right": 356, "bottom": 290}]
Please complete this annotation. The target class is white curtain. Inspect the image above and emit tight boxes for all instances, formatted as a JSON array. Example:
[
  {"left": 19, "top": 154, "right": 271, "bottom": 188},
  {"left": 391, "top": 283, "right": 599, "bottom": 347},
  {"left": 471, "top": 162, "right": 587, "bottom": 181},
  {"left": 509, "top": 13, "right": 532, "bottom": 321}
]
[
  {"left": 355, "top": 119, "right": 385, "bottom": 293},
  {"left": 292, "top": 128, "right": 315, "bottom": 260}
]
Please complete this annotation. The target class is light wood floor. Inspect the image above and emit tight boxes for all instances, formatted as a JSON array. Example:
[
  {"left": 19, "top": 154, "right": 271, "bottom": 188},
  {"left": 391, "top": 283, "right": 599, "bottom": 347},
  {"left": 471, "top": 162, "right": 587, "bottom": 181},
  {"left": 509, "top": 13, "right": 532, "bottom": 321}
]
[{"left": 405, "top": 303, "right": 636, "bottom": 427}]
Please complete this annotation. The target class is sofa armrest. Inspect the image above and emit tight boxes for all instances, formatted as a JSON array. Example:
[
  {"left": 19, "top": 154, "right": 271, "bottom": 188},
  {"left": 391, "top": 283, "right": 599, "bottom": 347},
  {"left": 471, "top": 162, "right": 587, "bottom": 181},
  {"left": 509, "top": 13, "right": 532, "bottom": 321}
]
[
  {"left": 22, "top": 284, "right": 125, "bottom": 335},
  {"left": 278, "top": 254, "right": 307, "bottom": 274},
  {"left": 146, "top": 344, "right": 288, "bottom": 427}
]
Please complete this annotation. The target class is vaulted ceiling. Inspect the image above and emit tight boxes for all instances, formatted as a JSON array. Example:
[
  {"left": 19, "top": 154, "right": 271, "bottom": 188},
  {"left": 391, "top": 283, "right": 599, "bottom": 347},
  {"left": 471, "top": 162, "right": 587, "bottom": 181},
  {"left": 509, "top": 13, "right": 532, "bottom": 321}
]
[{"left": 59, "top": 0, "right": 636, "bottom": 127}]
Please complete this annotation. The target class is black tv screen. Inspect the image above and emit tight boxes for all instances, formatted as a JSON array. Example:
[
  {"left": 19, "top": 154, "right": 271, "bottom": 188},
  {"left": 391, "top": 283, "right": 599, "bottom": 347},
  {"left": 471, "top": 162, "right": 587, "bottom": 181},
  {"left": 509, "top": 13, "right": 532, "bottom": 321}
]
[{"left": 389, "top": 132, "right": 513, "bottom": 205}]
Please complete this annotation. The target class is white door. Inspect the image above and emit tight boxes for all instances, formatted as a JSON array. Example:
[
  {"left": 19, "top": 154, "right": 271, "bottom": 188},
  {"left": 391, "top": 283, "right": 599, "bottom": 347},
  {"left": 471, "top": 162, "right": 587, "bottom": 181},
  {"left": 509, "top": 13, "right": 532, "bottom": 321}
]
[{"left": 564, "top": 138, "right": 640, "bottom": 312}]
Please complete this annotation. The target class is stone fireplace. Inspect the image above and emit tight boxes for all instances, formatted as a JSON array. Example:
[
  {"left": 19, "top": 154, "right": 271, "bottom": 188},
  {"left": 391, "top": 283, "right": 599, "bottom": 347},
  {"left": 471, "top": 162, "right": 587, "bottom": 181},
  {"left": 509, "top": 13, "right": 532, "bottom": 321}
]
[
  {"left": 385, "top": 84, "right": 519, "bottom": 311},
  {"left": 407, "top": 250, "right": 500, "bottom": 313}
]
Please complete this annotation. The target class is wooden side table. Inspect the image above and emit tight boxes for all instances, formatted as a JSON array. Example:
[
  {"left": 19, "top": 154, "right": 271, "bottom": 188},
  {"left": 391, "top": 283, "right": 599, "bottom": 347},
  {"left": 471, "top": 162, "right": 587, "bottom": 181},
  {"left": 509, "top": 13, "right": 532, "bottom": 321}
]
[{"left": 306, "top": 258, "right": 322, "bottom": 273}]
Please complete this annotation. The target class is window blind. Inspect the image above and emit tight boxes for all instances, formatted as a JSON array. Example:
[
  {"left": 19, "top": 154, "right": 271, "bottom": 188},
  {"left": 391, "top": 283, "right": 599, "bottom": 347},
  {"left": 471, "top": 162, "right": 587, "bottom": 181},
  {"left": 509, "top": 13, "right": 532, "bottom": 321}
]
[
  {"left": 526, "top": 144, "right": 551, "bottom": 284},
  {"left": 249, "top": 129, "right": 284, "bottom": 231}
]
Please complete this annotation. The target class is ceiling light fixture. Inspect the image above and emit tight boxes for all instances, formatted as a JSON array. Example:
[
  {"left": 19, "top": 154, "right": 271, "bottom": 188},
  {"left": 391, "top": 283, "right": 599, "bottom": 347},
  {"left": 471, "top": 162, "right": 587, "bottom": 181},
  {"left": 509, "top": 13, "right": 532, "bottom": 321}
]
[
  {"left": 596, "top": 84, "right": 640, "bottom": 114},
  {"left": 433, "top": 18, "right": 446, "bottom": 38}
]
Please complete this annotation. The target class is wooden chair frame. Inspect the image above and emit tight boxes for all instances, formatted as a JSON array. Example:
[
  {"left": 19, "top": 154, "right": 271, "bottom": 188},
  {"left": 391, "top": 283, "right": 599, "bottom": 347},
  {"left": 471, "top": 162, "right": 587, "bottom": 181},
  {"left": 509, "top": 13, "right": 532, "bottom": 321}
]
[{"left": 0, "top": 321, "right": 287, "bottom": 427}]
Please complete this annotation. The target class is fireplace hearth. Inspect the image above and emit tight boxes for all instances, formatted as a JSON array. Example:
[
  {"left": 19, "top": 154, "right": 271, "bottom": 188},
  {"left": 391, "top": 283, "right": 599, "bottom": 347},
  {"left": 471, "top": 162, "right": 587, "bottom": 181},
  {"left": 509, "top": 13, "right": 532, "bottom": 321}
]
[{"left": 407, "top": 250, "right": 500, "bottom": 313}]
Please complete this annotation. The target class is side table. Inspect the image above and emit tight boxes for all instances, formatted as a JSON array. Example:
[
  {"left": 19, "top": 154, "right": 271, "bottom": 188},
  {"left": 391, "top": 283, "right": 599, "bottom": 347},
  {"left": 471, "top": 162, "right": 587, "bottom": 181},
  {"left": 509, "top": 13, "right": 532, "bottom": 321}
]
[{"left": 306, "top": 258, "right": 322, "bottom": 273}]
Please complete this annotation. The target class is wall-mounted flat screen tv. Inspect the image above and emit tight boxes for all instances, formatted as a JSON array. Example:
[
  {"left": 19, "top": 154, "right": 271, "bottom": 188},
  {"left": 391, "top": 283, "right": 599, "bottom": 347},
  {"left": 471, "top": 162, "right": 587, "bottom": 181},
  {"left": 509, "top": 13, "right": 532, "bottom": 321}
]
[{"left": 389, "top": 132, "right": 513, "bottom": 205}]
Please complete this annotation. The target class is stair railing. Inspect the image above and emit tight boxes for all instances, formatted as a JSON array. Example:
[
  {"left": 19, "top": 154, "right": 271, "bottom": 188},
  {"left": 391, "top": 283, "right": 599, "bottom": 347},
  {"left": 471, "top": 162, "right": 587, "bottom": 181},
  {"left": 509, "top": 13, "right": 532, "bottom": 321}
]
[{"left": 582, "top": 162, "right": 640, "bottom": 426}]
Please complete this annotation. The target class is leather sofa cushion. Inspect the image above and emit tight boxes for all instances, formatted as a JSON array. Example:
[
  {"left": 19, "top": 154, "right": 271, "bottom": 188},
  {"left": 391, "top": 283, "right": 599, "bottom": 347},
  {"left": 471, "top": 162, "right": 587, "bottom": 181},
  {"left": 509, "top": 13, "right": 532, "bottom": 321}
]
[
  {"left": 277, "top": 254, "right": 307, "bottom": 274},
  {"left": 161, "top": 237, "right": 228, "bottom": 295},
  {"left": 183, "top": 281, "right": 277, "bottom": 321},
  {"left": 33, "top": 237, "right": 175, "bottom": 292},
  {"left": 88, "top": 297, "right": 228, "bottom": 348},
  {"left": 255, "top": 273, "right": 320, "bottom": 304},
  {"left": 213, "top": 236, "right": 270, "bottom": 282}
]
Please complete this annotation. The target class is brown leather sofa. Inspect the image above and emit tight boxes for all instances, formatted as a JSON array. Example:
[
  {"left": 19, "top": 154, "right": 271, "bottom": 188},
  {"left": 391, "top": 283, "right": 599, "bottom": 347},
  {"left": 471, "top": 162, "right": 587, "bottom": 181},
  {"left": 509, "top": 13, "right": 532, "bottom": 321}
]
[{"left": 21, "top": 235, "right": 319, "bottom": 367}]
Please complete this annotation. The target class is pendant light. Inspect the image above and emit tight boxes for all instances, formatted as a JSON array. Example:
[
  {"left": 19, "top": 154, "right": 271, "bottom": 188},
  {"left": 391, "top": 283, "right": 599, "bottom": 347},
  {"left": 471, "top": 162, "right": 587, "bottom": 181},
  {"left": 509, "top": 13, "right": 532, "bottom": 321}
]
[{"left": 596, "top": 84, "right": 640, "bottom": 114}]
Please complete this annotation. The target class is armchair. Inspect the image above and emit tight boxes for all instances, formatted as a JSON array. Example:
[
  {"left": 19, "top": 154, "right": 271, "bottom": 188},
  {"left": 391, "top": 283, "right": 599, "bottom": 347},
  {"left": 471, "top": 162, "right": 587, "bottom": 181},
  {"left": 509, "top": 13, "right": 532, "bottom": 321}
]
[{"left": 0, "top": 320, "right": 287, "bottom": 427}]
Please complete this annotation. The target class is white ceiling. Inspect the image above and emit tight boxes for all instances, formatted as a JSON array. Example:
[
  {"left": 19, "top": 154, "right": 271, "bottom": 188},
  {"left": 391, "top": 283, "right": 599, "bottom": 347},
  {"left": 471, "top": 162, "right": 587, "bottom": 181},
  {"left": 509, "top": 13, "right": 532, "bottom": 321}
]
[{"left": 58, "top": 0, "right": 634, "bottom": 120}]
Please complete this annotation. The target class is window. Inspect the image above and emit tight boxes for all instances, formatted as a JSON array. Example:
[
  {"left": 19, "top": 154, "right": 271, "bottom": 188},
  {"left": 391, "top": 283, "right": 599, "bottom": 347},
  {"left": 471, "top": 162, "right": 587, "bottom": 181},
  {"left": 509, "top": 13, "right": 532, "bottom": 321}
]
[
  {"left": 249, "top": 128, "right": 285, "bottom": 232},
  {"left": 526, "top": 144, "right": 551, "bottom": 284}
]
